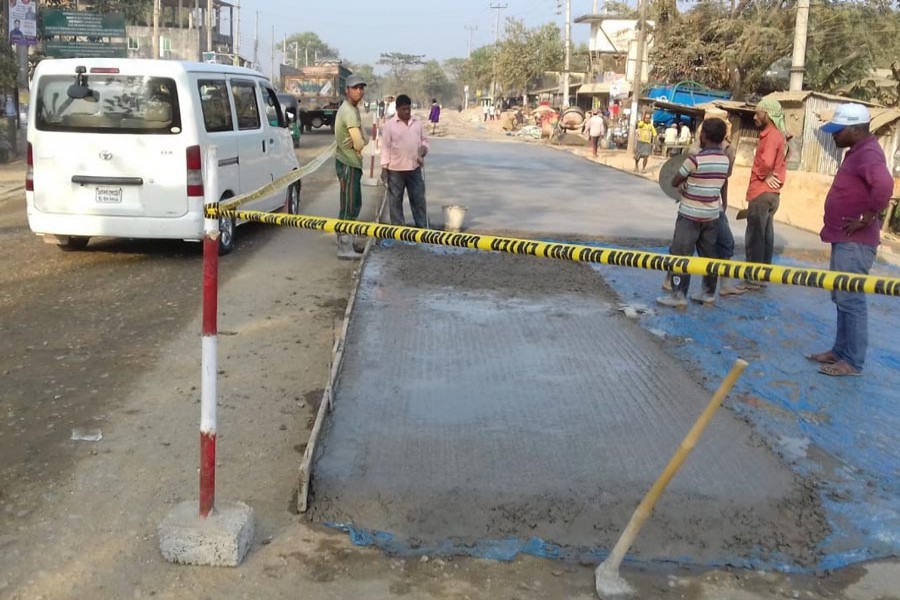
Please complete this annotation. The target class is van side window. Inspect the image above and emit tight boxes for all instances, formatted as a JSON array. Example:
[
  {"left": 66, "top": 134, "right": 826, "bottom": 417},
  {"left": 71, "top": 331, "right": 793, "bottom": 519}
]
[
  {"left": 261, "top": 86, "right": 285, "bottom": 128},
  {"left": 231, "top": 81, "right": 261, "bottom": 130},
  {"left": 198, "top": 79, "right": 234, "bottom": 133}
]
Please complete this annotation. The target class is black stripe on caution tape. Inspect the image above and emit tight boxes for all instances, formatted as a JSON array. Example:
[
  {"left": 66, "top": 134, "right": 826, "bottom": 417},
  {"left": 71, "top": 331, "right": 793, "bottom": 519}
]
[{"left": 209, "top": 209, "right": 900, "bottom": 298}]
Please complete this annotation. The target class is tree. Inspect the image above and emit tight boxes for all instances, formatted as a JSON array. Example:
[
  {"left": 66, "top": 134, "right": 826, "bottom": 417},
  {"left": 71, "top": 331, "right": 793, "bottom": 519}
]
[
  {"left": 283, "top": 32, "right": 340, "bottom": 66},
  {"left": 43, "top": 0, "right": 152, "bottom": 26},
  {"left": 494, "top": 19, "right": 563, "bottom": 99},
  {"left": 460, "top": 46, "right": 495, "bottom": 98},
  {"left": 377, "top": 52, "right": 425, "bottom": 92},
  {"left": 650, "top": 0, "right": 900, "bottom": 99},
  {"left": 420, "top": 60, "right": 454, "bottom": 103},
  {"left": 442, "top": 58, "right": 467, "bottom": 86},
  {"left": 651, "top": 1, "right": 795, "bottom": 99}
]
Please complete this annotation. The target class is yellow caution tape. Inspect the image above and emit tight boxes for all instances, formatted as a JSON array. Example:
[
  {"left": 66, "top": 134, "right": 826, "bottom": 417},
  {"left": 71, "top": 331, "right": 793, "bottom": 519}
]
[
  {"left": 218, "top": 142, "right": 337, "bottom": 212},
  {"left": 204, "top": 209, "right": 900, "bottom": 298}
]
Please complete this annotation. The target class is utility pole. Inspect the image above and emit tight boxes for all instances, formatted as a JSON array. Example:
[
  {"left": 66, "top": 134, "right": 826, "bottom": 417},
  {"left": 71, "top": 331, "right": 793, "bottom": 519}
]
[
  {"left": 789, "top": 0, "right": 810, "bottom": 91},
  {"left": 562, "top": 0, "right": 571, "bottom": 107},
  {"left": 271, "top": 25, "right": 276, "bottom": 81},
  {"left": 593, "top": 0, "right": 598, "bottom": 12},
  {"left": 627, "top": 0, "right": 648, "bottom": 154},
  {"left": 253, "top": 11, "right": 259, "bottom": 70},
  {"left": 152, "top": 0, "right": 160, "bottom": 58},
  {"left": 489, "top": 3, "right": 507, "bottom": 101},
  {"left": 206, "top": 0, "right": 213, "bottom": 55},
  {"left": 465, "top": 24, "right": 477, "bottom": 58},
  {"left": 234, "top": 0, "right": 241, "bottom": 65}
]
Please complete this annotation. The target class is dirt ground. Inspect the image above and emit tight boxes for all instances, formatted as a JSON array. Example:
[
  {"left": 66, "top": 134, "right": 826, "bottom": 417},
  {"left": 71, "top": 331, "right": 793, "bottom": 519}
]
[{"left": 0, "top": 112, "right": 896, "bottom": 600}]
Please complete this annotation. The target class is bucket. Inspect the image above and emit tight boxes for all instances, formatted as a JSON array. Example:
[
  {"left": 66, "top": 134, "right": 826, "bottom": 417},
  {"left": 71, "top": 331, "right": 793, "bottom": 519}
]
[{"left": 442, "top": 205, "right": 468, "bottom": 233}]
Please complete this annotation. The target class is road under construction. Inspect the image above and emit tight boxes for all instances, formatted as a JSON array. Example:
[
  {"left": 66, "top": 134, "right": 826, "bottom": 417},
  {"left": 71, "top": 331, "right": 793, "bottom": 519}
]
[{"left": 297, "top": 139, "right": 900, "bottom": 573}]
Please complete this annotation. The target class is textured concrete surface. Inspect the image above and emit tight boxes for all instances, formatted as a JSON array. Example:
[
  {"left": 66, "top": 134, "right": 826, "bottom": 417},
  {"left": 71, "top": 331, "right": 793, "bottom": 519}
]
[
  {"left": 309, "top": 243, "right": 828, "bottom": 567},
  {"left": 158, "top": 500, "right": 255, "bottom": 567},
  {"left": 424, "top": 139, "right": 825, "bottom": 253}
]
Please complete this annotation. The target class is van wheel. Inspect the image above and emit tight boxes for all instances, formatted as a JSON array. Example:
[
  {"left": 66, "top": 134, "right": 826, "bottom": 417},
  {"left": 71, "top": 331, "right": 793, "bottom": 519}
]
[
  {"left": 57, "top": 236, "right": 90, "bottom": 251},
  {"left": 286, "top": 182, "right": 301, "bottom": 215},
  {"left": 218, "top": 212, "right": 235, "bottom": 255},
  {"left": 311, "top": 116, "right": 324, "bottom": 129}
]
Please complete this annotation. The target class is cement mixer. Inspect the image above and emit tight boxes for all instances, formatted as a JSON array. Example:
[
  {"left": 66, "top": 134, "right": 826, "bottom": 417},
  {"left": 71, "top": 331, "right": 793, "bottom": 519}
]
[{"left": 550, "top": 106, "right": 586, "bottom": 144}]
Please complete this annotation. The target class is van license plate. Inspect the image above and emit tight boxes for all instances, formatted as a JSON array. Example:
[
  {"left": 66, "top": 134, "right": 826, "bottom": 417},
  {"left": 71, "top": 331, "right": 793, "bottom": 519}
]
[{"left": 95, "top": 187, "right": 123, "bottom": 203}]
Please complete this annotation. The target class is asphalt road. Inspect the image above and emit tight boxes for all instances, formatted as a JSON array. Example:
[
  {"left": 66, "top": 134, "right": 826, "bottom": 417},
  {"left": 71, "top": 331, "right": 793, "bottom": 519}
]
[{"left": 0, "top": 131, "right": 335, "bottom": 534}]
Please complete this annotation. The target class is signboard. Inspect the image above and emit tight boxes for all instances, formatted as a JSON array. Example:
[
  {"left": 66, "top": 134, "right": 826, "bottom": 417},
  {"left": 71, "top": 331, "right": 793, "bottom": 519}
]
[
  {"left": 41, "top": 10, "right": 127, "bottom": 38},
  {"left": 45, "top": 41, "right": 128, "bottom": 59},
  {"left": 9, "top": 0, "right": 38, "bottom": 46}
]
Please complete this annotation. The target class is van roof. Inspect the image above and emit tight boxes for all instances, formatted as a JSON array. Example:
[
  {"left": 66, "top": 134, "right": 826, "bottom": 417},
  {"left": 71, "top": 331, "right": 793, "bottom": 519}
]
[{"left": 34, "top": 58, "right": 268, "bottom": 80}]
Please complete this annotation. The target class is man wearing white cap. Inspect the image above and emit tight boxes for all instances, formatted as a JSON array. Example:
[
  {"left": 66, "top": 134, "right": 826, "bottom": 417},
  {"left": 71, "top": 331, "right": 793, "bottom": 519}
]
[{"left": 806, "top": 103, "right": 893, "bottom": 377}]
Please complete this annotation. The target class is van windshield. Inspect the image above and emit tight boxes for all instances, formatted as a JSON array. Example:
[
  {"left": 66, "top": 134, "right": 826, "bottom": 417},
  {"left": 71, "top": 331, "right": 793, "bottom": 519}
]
[{"left": 36, "top": 75, "right": 181, "bottom": 134}]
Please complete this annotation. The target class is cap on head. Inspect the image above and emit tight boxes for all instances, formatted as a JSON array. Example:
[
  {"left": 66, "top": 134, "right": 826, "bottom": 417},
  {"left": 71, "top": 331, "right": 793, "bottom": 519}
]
[
  {"left": 345, "top": 74, "right": 367, "bottom": 89},
  {"left": 820, "top": 103, "right": 870, "bottom": 134}
]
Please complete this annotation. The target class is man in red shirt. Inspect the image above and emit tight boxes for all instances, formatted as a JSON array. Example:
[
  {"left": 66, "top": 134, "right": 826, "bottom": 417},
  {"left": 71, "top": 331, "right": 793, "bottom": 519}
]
[
  {"left": 739, "top": 97, "right": 787, "bottom": 291},
  {"left": 805, "top": 104, "right": 893, "bottom": 377}
]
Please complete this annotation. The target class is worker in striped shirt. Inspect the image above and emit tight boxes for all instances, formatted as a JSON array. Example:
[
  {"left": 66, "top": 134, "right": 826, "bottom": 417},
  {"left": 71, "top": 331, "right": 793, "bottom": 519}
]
[{"left": 657, "top": 118, "right": 731, "bottom": 308}]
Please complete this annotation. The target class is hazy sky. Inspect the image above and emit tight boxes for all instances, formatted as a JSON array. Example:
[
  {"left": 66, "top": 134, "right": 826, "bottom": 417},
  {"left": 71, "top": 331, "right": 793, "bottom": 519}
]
[{"left": 230, "top": 0, "right": 605, "bottom": 76}]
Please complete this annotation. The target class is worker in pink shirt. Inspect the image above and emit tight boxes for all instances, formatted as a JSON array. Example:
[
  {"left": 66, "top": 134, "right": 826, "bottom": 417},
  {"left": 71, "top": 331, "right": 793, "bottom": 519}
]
[{"left": 380, "top": 94, "right": 430, "bottom": 228}]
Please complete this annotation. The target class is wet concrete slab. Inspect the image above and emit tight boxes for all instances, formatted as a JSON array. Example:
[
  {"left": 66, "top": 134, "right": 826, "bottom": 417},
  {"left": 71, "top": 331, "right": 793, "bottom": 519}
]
[{"left": 309, "top": 243, "right": 828, "bottom": 567}]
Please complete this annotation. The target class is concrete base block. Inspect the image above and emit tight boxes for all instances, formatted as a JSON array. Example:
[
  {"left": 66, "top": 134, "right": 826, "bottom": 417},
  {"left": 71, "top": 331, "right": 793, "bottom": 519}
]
[{"left": 158, "top": 500, "right": 255, "bottom": 567}]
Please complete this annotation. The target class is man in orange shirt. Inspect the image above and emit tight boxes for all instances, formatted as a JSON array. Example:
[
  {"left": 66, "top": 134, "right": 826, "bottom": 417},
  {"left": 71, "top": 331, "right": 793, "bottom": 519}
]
[{"left": 739, "top": 97, "right": 787, "bottom": 291}]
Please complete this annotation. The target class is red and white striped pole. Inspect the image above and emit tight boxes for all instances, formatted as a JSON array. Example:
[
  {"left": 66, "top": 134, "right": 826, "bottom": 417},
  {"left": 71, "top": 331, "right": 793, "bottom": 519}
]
[{"left": 200, "top": 145, "right": 219, "bottom": 518}]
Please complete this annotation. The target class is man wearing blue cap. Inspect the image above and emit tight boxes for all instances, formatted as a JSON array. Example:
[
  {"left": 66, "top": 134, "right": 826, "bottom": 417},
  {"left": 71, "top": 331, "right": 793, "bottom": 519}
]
[{"left": 806, "top": 103, "right": 893, "bottom": 377}]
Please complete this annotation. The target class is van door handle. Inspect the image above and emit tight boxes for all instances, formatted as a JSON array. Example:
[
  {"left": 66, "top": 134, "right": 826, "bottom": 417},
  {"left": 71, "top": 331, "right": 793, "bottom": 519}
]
[{"left": 262, "top": 140, "right": 266, "bottom": 152}]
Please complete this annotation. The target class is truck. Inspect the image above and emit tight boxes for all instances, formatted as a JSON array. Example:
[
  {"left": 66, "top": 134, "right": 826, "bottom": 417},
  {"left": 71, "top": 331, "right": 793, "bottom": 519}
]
[{"left": 281, "top": 63, "right": 351, "bottom": 132}]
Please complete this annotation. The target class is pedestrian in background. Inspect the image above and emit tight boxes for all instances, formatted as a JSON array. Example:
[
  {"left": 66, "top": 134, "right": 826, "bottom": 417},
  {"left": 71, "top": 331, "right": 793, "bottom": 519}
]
[
  {"left": 634, "top": 113, "right": 656, "bottom": 173},
  {"left": 584, "top": 109, "right": 606, "bottom": 157},
  {"left": 806, "top": 104, "right": 892, "bottom": 377},
  {"left": 738, "top": 97, "right": 787, "bottom": 291},
  {"left": 381, "top": 94, "right": 430, "bottom": 228},
  {"left": 428, "top": 98, "right": 441, "bottom": 134},
  {"left": 386, "top": 96, "right": 397, "bottom": 120},
  {"left": 333, "top": 73, "right": 367, "bottom": 259},
  {"left": 657, "top": 118, "right": 730, "bottom": 308},
  {"left": 483, "top": 102, "right": 489, "bottom": 122}
]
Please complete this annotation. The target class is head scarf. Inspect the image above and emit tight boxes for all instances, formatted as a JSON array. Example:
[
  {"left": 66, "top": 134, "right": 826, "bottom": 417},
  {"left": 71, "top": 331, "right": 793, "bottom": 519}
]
[{"left": 756, "top": 97, "right": 787, "bottom": 135}]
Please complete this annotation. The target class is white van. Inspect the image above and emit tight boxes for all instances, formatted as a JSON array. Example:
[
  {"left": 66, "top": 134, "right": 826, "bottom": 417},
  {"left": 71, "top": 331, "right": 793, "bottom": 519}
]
[{"left": 26, "top": 59, "right": 301, "bottom": 254}]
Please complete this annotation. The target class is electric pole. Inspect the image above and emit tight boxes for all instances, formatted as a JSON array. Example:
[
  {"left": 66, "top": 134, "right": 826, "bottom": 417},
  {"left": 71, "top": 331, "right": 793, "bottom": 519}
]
[
  {"left": 234, "top": 0, "right": 241, "bottom": 65},
  {"left": 465, "top": 24, "right": 477, "bottom": 59},
  {"left": 206, "top": 0, "right": 213, "bottom": 55},
  {"left": 271, "top": 25, "right": 276, "bottom": 81},
  {"left": 627, "top": 0, "right": 648, "bottom": 154},
  {"left": 253, "top": 11, "right": 259, "bottom": 70},
  {"left": 562, "top": 0, "right": 571, "bottom": 108},
  {"left": 489, "top": 3, "right": 507, "bottom": 101},
  {"left": 152, "top": 0, "right": 160, "bottom": 58},
  {"left": 789, "top": 0, "right": 810, "bottom": 91}
]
